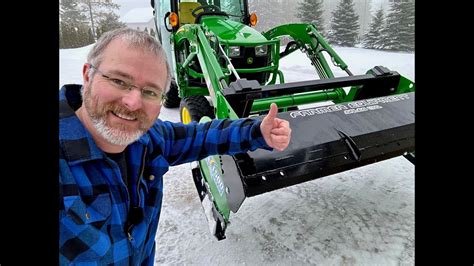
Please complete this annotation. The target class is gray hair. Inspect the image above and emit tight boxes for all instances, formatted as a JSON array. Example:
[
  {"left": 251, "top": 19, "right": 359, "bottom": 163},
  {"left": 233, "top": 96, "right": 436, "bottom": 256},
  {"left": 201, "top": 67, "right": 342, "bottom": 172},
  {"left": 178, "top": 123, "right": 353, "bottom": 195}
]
[{"left": 86, "top": 27, "right": 172, "bottom": 93}]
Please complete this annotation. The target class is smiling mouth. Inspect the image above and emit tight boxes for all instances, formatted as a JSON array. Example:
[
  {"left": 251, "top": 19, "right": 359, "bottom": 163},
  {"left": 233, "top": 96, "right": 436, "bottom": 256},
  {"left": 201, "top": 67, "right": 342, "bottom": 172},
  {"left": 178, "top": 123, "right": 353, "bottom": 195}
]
[{"left": 111, "top": 111, "right": 137, "bottom": 121}]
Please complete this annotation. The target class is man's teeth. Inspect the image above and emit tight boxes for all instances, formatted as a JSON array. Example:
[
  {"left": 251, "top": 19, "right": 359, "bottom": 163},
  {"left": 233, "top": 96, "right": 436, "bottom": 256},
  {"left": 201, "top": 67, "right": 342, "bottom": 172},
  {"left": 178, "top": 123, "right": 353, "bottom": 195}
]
[{"left": 114, "top": 112, "right": 136, "bottom": 121}]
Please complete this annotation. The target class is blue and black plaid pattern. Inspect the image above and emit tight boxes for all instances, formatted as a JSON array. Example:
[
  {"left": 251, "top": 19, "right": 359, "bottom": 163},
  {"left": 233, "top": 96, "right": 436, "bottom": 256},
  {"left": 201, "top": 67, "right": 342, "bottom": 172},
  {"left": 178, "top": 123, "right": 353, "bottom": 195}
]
[{"left": 59, "top": 85, "right": 271, "bottom": 265}]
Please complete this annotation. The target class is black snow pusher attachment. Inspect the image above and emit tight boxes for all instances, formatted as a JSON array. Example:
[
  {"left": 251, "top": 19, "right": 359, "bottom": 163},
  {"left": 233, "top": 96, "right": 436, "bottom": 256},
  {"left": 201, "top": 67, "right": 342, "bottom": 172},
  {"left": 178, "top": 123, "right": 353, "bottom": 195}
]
[
  {"left": 226, "top": 92, "right": 414, "bottom": 198},
  {"left": 190, "top": 70, "right": 415, "bottom": 240}
]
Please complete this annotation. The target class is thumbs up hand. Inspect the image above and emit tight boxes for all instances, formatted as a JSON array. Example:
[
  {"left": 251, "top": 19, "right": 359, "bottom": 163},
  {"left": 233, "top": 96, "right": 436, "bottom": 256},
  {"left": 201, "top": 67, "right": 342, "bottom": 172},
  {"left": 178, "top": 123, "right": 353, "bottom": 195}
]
[{"left": 260, "top": 103, "right": 292, "bottom": 151}]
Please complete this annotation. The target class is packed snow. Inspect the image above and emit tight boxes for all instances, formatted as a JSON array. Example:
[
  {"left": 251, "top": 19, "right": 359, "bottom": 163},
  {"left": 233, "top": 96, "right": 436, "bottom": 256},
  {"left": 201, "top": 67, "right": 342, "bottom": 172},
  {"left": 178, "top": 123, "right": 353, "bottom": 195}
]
[{"left": 60, "top": 44, "right": 414, "bottom": 265}]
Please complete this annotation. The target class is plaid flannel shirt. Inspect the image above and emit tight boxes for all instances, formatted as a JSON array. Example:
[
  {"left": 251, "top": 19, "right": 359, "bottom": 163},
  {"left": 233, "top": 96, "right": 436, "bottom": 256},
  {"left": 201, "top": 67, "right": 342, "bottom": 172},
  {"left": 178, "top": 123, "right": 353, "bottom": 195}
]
[{"left": 59, "top": 85, "right": 270, "bottom": 265}]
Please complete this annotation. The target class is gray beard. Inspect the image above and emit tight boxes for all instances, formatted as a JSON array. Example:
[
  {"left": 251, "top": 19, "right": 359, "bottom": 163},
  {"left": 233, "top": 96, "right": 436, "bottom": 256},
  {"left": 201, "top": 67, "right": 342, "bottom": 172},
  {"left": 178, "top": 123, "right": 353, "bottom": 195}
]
[{"left": 90, "top": 115, "right": 145, "bottom": 146}]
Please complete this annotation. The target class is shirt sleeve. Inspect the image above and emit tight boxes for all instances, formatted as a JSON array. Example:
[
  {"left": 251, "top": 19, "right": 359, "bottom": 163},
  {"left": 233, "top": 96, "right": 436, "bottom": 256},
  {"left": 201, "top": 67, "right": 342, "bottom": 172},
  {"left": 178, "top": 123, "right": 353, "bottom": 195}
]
[{"left": 148, "top": 118, "right": 272, "bottom": 166}]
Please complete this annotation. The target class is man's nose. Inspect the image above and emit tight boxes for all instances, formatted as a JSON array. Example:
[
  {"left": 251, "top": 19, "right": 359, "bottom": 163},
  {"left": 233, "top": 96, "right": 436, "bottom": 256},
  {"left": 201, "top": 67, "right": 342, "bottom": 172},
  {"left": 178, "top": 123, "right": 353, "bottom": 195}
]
[{"left": 121, "top": 88, "right": 143, "bottom": 111}]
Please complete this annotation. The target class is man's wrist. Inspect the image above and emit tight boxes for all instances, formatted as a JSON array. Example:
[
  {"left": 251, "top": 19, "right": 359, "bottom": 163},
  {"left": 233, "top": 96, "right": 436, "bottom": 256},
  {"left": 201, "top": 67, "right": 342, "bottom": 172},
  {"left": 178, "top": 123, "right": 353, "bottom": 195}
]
[{"left": 252, "top": 120, "right": 273, "bottom": 150}]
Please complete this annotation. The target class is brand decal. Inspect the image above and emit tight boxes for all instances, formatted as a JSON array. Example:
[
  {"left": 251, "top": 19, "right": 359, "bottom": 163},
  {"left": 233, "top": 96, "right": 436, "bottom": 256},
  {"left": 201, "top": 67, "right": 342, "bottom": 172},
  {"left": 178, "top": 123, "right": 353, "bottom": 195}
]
[
  {"left": 205, "top": 157, "right": 225, "bottom": 197},
  {"left": 289, "top": 94, "right": 410, "bottom": 118}
]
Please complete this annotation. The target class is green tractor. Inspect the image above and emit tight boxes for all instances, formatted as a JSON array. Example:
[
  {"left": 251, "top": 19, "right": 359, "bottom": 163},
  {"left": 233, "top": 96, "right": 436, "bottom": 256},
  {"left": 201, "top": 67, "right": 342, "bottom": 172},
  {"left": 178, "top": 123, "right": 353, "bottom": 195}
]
[{"left": 151, "top": 0, "right": 415, "bottom": 240}]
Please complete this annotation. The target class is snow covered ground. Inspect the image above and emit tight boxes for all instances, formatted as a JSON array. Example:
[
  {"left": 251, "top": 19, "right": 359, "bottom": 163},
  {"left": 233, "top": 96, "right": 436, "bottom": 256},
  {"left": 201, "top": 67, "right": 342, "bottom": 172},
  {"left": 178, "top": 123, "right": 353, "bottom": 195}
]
[{"left": 60, "top": 45, "right": 414, "bottom": 265}]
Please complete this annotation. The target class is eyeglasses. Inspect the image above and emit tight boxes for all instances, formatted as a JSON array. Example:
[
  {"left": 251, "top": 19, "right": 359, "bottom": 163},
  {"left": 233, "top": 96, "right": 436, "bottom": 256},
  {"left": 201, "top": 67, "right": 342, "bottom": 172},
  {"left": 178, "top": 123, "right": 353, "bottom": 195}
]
[{"left": 88, "top": 64, "right": 165, "bottom": 103}]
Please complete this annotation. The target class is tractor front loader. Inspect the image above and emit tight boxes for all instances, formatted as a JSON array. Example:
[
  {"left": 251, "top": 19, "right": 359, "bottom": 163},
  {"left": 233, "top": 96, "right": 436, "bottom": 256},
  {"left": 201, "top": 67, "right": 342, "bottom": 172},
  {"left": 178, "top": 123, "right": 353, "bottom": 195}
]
[{"left": 151, "top": 0, "right": 415, "bottom": 240}]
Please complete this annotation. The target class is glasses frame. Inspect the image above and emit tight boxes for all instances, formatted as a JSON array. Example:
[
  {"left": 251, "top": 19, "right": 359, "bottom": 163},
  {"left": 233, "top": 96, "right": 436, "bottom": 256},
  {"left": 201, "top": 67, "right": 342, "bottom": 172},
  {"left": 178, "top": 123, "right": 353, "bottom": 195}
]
[{"left": 88, "top": 64, "right": 165, "bottom": 104}]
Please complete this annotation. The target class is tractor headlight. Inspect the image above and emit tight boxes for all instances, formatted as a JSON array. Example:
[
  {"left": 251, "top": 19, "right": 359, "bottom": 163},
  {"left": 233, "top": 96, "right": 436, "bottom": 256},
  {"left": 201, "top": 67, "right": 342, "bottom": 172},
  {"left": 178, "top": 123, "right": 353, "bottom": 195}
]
[
  {"left": 255, "top": 45, "right": 268, "bottom": 57},
  {"left": 209, "top": 35, "right": 216, "bottom": 44},
  {"left": 228, "top": 46, "right": 240, "bottom": 57}
]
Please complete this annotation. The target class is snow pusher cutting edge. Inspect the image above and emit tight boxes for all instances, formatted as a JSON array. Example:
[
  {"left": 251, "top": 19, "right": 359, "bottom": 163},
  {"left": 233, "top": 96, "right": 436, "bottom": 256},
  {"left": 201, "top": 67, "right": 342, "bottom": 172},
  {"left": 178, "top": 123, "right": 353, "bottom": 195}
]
[{"left": 152, "top": 0, "right": 415, "bottom": 240}]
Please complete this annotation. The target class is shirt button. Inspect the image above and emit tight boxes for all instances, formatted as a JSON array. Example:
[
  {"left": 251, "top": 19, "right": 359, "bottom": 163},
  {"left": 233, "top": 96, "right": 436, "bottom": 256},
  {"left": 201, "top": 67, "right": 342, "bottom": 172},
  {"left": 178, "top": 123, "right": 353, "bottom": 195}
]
[
  {"left": 85, "top": 212, "right": 90, "bottom": 220},
  {"left": 149, "top": 175, "right": 155, "bottom": 181}
]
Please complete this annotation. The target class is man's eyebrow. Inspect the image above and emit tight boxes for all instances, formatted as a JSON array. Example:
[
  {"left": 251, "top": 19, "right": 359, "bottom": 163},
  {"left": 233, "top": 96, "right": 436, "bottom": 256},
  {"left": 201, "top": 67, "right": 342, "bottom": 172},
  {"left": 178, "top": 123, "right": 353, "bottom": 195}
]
[
  {"left": 108, "top": 70, "right": 134, "bottom": 81},
  {"left": 108, "top": 70, "right": 163, "bottom": 91}
]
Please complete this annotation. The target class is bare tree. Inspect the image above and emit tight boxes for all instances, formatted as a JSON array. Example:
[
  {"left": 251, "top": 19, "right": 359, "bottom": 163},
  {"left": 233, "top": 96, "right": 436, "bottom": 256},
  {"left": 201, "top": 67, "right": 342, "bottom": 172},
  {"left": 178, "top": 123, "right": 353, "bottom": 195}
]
[{"left": 79, "top": 0, "right": 120, "bottom": 41}]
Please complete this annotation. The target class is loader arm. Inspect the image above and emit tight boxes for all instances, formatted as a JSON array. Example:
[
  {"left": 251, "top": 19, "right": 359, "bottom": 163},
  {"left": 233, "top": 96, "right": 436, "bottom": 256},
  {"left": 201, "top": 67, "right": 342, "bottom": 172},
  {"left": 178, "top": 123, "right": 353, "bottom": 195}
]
[
  {"left": 174, "top": 24, "right": 239, "bottom": 119},
  {"left": 263, "top": 23, "right": 349, "bottom": 79}
]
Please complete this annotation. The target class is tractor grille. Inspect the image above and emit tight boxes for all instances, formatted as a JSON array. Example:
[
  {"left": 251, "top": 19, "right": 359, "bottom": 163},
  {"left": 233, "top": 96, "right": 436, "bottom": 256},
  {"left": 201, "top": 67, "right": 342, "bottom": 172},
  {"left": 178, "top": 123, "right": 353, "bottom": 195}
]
[{"left": 229, "top": 46, "right": 270, "bottom": 83}]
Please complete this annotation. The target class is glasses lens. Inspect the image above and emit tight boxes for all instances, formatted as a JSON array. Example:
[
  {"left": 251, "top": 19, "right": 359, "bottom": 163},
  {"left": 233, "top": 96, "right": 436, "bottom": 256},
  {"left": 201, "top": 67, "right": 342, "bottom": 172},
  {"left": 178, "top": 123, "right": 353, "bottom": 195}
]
[{"left": 141, "top": 87, "right": 163, "bottom": 101}]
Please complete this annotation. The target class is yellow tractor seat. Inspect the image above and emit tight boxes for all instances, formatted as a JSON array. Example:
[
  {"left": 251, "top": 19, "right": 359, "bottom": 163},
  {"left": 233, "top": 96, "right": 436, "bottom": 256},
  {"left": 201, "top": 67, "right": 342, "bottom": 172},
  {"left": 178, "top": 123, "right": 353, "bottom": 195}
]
[{"left": 179, "top": 2, "right": 202, "bottom": 25}]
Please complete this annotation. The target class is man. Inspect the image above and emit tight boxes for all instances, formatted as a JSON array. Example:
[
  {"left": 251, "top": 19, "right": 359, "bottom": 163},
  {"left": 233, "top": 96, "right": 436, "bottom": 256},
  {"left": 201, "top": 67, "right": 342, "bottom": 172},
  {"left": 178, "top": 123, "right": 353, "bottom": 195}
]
[{"left": 59, "top": 28, "right": 291, "bottom": 265}]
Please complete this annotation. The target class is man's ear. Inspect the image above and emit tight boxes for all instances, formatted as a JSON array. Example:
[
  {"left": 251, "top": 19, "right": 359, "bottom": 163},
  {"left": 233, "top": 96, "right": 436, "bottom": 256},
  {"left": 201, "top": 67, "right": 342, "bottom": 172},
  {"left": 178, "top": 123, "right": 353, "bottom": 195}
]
[{"left": 82, "top": 63, "right": 91, "bottom": 84}]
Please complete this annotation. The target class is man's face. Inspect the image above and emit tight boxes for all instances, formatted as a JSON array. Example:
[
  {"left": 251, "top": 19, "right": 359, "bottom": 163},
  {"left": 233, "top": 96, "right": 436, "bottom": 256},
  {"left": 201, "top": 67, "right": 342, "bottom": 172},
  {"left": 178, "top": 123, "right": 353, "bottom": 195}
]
[{"left": 81, "top": 39, "right": 168, "bottom": 146}]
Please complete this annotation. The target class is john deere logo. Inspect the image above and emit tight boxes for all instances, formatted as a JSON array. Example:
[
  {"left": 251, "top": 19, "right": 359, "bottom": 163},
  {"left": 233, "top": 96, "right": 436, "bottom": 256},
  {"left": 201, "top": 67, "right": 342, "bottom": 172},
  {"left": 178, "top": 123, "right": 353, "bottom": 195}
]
[{"left": 246, "top": 57, "right": 253, "bottom": 64}]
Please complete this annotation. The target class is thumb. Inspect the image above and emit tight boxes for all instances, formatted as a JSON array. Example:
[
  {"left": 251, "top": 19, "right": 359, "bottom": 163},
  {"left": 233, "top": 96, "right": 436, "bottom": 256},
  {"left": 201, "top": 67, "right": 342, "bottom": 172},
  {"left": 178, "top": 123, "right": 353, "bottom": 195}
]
[
  {"left": 261, "top": 103, "right": 278, "bottom": 148},
  {"left": 264, "top": 103, "right": 278, "bottom": 123}
]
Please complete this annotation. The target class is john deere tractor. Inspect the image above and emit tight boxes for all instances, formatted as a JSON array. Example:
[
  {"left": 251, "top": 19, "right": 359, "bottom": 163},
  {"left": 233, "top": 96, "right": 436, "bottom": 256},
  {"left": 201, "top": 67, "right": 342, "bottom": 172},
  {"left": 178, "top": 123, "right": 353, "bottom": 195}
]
[{"left": 151, "top": 0, "right": 415, "bottom": 240}]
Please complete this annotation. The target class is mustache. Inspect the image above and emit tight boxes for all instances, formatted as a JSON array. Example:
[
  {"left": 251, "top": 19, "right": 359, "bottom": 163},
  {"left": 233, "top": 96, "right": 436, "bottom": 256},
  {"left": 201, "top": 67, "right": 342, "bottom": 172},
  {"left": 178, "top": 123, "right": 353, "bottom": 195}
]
[{"left": 104, "top": 102, "right": 147, "bottom": 121}]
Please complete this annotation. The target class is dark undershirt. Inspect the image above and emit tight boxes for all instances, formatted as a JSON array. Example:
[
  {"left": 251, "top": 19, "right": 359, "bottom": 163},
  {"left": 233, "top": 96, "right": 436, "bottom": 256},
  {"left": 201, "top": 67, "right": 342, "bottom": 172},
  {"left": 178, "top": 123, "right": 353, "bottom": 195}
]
[
  {"left": 106, "top": 150, "right": 144, "bottom": 227},
  {"left": 105, "top": 151, "right": 129, "bottom": 188}
]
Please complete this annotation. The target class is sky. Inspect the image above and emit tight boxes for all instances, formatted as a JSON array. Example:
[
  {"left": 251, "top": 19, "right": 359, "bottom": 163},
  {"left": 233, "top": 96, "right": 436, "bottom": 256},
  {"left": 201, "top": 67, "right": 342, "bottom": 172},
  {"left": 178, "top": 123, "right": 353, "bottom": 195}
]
[{"left": 60, "top": 43, "right": 414, "bottom": 265}]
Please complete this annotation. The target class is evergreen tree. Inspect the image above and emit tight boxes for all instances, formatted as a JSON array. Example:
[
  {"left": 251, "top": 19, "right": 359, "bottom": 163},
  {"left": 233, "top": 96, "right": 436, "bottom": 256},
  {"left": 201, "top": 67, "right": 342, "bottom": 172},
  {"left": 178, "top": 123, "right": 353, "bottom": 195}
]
[
  {"left": 362, "top": 7, "right": 384, "bottom": 49},
  {"left": 60, "top": 0, "right": 90, "bottom": 48},
  {"left": 404, "top": 0, "right": 415, "bottom": 51},
  {"left": 62, "top": 24, "right": 92, "bottom": 48},
  {"left": 96, "top": 12, "right": 126, "bottom": 39},
  {"left": 327, "top": 0, "right": 360, "bottom": 47},
  {"left": 297, "top": 0, "right": 325, "bottom": 33},
  {"left": 87, "top": 27, "right": 95, "bottom": 44},
  {"left": 60, "top": 26, "right": 65, "bottom": 48},
  {"left": 382, "top": 0, "right": 414, "bottom": 51},
  {"left": 60, "top": 23, "right": 73, "bottom": 48},
  {"left": 60, "top": 0, "right": 88, "bottom": 26},
  {"left": 150, "top": 28, "right": 156, "bottom": 37}
]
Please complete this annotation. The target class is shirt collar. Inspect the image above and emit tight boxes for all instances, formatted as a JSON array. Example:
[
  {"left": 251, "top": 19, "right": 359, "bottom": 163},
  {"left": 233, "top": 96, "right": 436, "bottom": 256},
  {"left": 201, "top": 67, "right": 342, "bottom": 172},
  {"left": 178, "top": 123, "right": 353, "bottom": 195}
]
[{"left": 59, "top": 85, "right": 105, "bottom": 164}]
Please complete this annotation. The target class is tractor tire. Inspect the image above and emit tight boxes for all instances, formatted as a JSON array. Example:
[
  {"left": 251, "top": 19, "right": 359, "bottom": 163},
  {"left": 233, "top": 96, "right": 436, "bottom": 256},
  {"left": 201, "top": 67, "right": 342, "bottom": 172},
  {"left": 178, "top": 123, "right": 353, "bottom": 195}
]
[
  {"left": 163, "top": 80, "right": 181, "bottom": 108},
  {"left": 180, "top": 96, "right": 215, "bottom": 124}
]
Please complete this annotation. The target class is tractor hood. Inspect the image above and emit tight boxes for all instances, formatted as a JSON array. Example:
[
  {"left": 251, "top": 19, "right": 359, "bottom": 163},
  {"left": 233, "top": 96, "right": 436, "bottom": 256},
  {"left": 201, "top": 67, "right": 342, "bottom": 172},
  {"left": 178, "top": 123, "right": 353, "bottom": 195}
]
[{"left": 200, "top": 16, "right": 268, "bottom": 45}]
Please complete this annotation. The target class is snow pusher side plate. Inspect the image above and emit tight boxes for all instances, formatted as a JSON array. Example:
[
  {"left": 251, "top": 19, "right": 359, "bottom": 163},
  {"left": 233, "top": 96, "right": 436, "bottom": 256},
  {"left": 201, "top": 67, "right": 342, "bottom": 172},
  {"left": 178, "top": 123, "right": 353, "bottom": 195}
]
[{"left": 234, "top": 92, "right": 415, "bottom": 197}]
